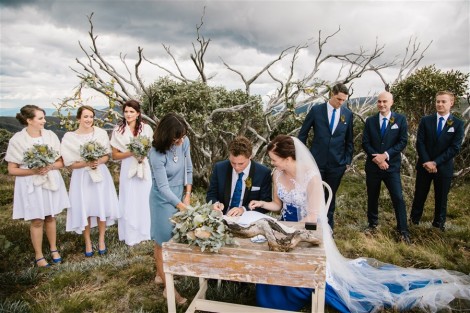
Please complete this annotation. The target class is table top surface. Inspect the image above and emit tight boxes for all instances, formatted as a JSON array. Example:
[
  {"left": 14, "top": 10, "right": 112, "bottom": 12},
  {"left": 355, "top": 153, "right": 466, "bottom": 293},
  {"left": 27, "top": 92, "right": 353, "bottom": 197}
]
[{"left": 162, "top": 221, "right": 326, "bottom": 288}]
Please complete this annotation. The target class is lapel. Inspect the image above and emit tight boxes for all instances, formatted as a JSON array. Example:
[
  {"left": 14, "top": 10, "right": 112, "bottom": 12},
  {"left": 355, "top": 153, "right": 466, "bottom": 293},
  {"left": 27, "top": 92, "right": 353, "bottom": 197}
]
[
  {"left": 242, "top": 161, "right": 255, "bottom": 206},
  {"left": 440, "top": 114, "right": 453, "bottom": 136},
  {"left": 382, "top": 112, "right": 395, "bottom": 140},
  {"left": 374, "top": 113, "right": 382, "bottom": 139},
  {"left": 321, "top": 103, "right": 330, "bottom": 133},
  {"left": 430, "top": 114, "right": 438, "bottom": 143},
  {"left": 223, "top": 164, "right": 232, "bottom": 209}
]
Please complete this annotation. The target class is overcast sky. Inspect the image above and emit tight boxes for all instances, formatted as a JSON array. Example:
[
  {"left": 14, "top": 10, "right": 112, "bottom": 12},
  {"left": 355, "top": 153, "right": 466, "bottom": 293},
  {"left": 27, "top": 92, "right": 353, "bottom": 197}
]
[{"left": 1, "top": 0, "right": 469, "bottom": 111}]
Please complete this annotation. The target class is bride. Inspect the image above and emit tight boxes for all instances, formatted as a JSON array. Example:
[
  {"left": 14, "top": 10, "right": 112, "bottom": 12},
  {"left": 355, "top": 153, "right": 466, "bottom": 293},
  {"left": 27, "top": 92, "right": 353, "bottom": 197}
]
[{"left": 248, "top": 135, "right": 470, "bottom": 313}]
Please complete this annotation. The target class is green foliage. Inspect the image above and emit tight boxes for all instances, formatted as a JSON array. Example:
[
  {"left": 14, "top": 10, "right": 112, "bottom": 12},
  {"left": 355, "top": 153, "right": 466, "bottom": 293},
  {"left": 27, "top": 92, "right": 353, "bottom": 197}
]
[
  {"left": 390, "top": 65, "right": 469, "bottom": 131},
  {"left": 171, "top": 202, "right": 235, "bottom": 252},
  {"left": 142, "top": 77, "right": 265, "bottom": 184}
]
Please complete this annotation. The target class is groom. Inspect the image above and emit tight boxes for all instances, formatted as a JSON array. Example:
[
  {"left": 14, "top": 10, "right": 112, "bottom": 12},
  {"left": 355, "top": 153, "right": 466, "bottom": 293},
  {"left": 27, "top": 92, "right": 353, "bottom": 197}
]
[{"left": 206, "top": 136, "right": 272, "bottom": 216}]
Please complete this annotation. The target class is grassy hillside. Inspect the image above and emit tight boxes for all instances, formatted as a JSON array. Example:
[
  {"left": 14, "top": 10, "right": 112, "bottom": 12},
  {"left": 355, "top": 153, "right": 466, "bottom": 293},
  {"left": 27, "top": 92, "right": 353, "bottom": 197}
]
[{"left": 0, "top": 167, "right": 469, "bottom": 312}]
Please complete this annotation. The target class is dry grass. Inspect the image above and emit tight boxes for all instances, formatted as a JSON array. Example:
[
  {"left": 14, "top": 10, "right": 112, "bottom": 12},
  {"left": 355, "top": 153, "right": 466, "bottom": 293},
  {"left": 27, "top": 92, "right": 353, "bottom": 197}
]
[{"left": 0, "top": 170, "right": 469, "bottom": 312}]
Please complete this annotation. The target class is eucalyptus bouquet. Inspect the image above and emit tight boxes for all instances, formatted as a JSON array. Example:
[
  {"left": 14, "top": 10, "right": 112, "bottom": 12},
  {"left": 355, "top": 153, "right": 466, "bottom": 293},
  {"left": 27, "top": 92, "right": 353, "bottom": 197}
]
[
  {"left": 22, "top": 144, "right": 59, "bottom": 190},
  {"left": 79, "top": 140, "right": 107, "bottom": 182},
  {"left": 126, "top": 135, "right": 151, "bottom": 180},
  {"left": 171, "top": 202, "right": 236, "bottom": 253},
  {"left": 126, "top": 135, "right": 151, "bottom": 162},
  {"left": 23, "top": 144, "right": 59, "bottom": 169}
]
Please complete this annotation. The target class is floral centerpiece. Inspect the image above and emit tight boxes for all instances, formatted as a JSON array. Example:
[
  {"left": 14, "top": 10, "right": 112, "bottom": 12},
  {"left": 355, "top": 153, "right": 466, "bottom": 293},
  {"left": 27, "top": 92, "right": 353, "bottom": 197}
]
[
  {"left": 79, "top": 140, "right": 108, "bottom": 182},
  {"left": 171, "top": 202, "right": 236, "bottom": 253},
  {"left": 23, "top": 144, "right": 59, "bottom": 190},
  {"left": 126, "top": 135, "right": 151, "bottom": 179}
]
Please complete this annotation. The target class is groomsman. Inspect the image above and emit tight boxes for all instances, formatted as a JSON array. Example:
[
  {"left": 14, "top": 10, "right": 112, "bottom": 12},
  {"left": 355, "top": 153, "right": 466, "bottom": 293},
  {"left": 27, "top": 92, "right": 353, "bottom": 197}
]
[
  {"left": 206, "top": 136, "right": 272, "bottom": 216},
  {"left": 410, "top": 91, "right": 464, "bottom": 231},
  {"left": 298, "top": 83, "right": 354, "bottom": 229},
  {"left": 362, "top": 91, "right": 410, "bottom": 243}
]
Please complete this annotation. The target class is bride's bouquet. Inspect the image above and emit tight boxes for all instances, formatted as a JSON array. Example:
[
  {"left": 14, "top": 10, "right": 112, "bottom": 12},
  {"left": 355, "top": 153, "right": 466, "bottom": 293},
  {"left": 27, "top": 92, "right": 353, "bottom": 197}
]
[
  {"left": 171, "top": 202, "right": 235, "bottom": 253},
  {"left": 23, "top": 144, "right": 59, "bottom": 191},
  {"left": 79, "top": 140, "right": 108, "bottom": 182},
  {"left": 126, "top": 135, "right": 151, "bottom": 179}
]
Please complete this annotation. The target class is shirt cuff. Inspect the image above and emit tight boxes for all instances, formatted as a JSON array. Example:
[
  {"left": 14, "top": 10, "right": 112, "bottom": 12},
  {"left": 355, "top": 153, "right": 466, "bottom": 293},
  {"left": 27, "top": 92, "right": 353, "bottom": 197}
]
[
  {"left": 384, "top": 152, "right": 390, "bottom": 160},
  {"left": 241, "top": 206, "right": 247, "bottom": 212}
]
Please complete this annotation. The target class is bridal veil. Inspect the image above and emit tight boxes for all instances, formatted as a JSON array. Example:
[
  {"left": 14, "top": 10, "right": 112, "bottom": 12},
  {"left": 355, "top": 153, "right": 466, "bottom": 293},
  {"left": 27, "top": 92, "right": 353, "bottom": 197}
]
[{"left": 292, "top": 136, "right": 470, "bottom": 312}]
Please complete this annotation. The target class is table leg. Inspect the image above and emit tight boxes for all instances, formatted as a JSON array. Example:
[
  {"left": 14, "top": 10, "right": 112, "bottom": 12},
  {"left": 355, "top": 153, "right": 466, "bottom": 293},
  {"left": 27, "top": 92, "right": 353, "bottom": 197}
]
[
  {"left": 165, "top": 273, "right": 176, "bottom": 313},
  {"left": 312, "top": 283, "right": 325, "bottom": 313}
]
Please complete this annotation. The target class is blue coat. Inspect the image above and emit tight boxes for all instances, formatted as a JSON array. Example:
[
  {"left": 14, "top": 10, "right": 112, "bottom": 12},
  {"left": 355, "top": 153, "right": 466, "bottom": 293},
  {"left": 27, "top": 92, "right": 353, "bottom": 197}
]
[
  {"left": 362, "top": 112, "right": 408, "bottom": 173},
  {"left": 298, "top": 102, "right": 354, "bottom": 170},
  {"left": 416, "top": 114, "right": 464, "bottom": 177},
  {"left": 206, "top": 160, "right": 272, "bottom": 214}
]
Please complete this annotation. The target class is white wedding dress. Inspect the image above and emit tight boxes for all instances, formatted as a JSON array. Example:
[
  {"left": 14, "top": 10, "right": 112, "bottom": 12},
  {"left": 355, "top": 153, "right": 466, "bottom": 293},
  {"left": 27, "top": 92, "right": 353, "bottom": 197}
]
[{"left": 255, "top": 137, "right": 470, "bottom": 313}]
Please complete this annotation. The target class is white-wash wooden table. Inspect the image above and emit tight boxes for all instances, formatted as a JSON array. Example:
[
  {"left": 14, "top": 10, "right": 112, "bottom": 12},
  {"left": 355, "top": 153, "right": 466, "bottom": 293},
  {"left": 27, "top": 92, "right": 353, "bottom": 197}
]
[{"left": 163, "top": 221, "right": 326, "bottom": 313}]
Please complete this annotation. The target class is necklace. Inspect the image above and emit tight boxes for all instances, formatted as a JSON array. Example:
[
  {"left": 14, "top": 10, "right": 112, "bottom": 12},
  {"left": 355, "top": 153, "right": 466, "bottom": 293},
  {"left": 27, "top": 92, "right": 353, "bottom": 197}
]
[{"left": 170, "top": 145, "right": 178, "bottom": 163}]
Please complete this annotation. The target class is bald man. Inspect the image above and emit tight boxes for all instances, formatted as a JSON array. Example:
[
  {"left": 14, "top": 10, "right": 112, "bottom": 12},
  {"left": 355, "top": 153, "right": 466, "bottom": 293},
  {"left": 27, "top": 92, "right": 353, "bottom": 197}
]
[{"left": 362, "top": 91, "right": 410, "bottom": 243}]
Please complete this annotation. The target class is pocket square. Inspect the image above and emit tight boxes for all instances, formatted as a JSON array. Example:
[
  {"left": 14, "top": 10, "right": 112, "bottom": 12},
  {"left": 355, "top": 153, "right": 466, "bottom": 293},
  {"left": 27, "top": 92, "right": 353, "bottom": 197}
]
[
  {"left": 251, "top": 186, "right": 260, "bottom": 191},
  {"left": 391, "top": 124, "right": 399, "bottom": 129},
  {"left": 447, "top": 127, "right": 455, "bottom": 133}
]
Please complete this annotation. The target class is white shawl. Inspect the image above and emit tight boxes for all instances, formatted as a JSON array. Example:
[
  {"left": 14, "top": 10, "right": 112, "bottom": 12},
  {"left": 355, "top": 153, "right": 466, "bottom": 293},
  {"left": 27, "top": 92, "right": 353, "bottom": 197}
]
[
  {"left": 5, "top": 128, "right": 60, "bottom": 192},
  {"left": 110, "top": 123, "right": 153, "bottom": 180},
  {"left": 61, "top": 126, "right": 111, "bottom": 183}
]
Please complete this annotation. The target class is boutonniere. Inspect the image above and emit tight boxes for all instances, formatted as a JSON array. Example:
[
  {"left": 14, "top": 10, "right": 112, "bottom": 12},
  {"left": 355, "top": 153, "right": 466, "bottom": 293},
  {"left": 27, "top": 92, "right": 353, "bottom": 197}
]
[
  {"left": 340, "top": 115, "right": 346, "bottom": 124},
  {"left": 245, "top": 177, "right": 252, "bottom": 190},
  {"left": 389, "top": 116, "right": 395, "bottom": 125},
  {"left": 446, "top": 119, "right": 454, "bottom": 126}
]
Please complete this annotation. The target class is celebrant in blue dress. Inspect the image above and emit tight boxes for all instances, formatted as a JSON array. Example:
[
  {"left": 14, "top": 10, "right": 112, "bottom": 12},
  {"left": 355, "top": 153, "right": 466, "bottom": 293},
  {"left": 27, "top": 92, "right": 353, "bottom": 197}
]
[
  {"left": 249, "top": 135, "right": 470, "bottom": 313},
  {"left": 149, "top": 112, "right": 193, "bottom": 305}
]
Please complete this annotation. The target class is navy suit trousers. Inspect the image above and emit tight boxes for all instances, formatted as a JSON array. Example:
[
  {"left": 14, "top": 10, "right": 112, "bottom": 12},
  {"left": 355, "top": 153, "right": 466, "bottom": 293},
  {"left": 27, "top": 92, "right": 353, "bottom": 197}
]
[
  {"left": 410, "top": 167, "right": 452, "bottom": 226},
  {"left": 366, "top": 170, "right": 408, "bottom": 233},
  {"left": 320, "top": 166, "right": 346, "bottom": 229}
]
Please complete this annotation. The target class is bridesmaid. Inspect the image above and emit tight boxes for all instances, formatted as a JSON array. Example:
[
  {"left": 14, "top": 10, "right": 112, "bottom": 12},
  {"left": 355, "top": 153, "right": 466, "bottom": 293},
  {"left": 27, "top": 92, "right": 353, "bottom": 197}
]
[
  {"left": 149, "top": 112, "right": 193, "bottom": 305},
  {"left": 61, "top": 105, "right": 119, "bottom": 256},
  {"left": 5, "top": 105, "right": 70, "bottom": 267},
  {"left": 110, "top": 100, "right": 153, "bottom": 246}
]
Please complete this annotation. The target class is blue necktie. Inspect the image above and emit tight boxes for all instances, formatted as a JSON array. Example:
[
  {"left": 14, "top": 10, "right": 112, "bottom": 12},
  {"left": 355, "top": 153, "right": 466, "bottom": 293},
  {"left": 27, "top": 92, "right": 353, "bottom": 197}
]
[
  {"left": 437, "top": 117, "right": 444, "bottom": 137},
  {"left": 380, "top": 117, "right": 387, "bottom": 138},
  {"left": 230, "top": 172, "right": 244, "bottom": 208},
  {"left": 329, "top": 108, "right": 336, "bottom": 133}
]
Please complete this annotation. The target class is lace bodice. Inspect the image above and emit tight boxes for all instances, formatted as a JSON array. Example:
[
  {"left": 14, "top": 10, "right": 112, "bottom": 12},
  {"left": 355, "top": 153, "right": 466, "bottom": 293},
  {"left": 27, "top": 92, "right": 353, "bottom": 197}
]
[{"left": 276, "top": 169, "right": 315, "bottom": 221}]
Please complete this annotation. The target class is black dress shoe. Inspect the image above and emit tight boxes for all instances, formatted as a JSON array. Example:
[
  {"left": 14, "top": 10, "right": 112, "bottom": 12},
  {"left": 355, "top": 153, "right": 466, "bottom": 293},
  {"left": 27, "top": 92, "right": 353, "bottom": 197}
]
[
  {"left": 432, "top": 221, "right": 446, "bottom": 232},
  {"left": 409, "top": 218, "right": 419, "bottom": 225},
  {"left": 400, "top": 233, "right": 411, "bottom": 245}
]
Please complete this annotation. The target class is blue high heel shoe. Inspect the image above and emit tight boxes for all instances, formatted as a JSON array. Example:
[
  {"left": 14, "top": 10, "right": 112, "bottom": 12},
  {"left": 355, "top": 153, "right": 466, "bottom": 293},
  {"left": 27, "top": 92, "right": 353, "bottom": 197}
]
[
  {"left": 50, "top": 250, "right": 62, "bottom": 264},
  {"left": 34, "top": 257, "right": 51, "bottom": 268},
  {"left": 84, "top": 249, "right": 94, "bottom": 257},
  {"left": 98, "top": 246, "right": 107, "bottom": 255}
]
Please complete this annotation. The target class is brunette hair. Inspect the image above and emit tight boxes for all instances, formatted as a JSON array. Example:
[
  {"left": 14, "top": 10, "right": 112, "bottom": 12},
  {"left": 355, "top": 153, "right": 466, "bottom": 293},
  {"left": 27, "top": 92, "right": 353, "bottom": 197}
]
[
  {"left": 16, "top": 105, "right": 46, "bottom": 126},
  {"left": 267, "top": 135, "right": 296, "bottom": 160},
  {"left": 117, "top": 100, "right": 143, "bottom": 136},
  {"left": 76, "top": 105, "right": 95, "bottom": 119},
  {"left": 228, "top": 136, "right": 253, "bottom": 158},
  {"left": 331, "top": 83, "right": 349, "bottom": 96},
  {"left": 152, "top": 112, "right": 188, "bottom": 153}
]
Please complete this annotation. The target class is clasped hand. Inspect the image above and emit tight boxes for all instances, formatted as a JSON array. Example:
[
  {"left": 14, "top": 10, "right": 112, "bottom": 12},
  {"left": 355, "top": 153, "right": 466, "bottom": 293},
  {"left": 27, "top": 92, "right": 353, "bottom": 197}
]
[
  {"left": 87, "top": 160, "right": 99, "bottom": 169},
  {"left": 35, "top": 166, "right": 52, "bottom": 176},
  {"left": 372, "top": 153, "right": 389, "bottom": 170},
  {"left": 423, "top": 161, "right": 437, "bottom": 173}
]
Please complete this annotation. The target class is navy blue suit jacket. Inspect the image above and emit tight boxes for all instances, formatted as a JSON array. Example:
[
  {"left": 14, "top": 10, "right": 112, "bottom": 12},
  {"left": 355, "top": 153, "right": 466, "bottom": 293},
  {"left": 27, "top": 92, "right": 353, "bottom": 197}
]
[
  {"left": 206, "top": 160, "right": 272, "bottom": 214},
  {"left": 362, "top": 112, "right": 408, "bottom": 173},
  {"left": 416, "top": 114, "right": 464, "bottom": 177},
  {"left": 298, "top": 102, "right": 354, "bottom": 170}
]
